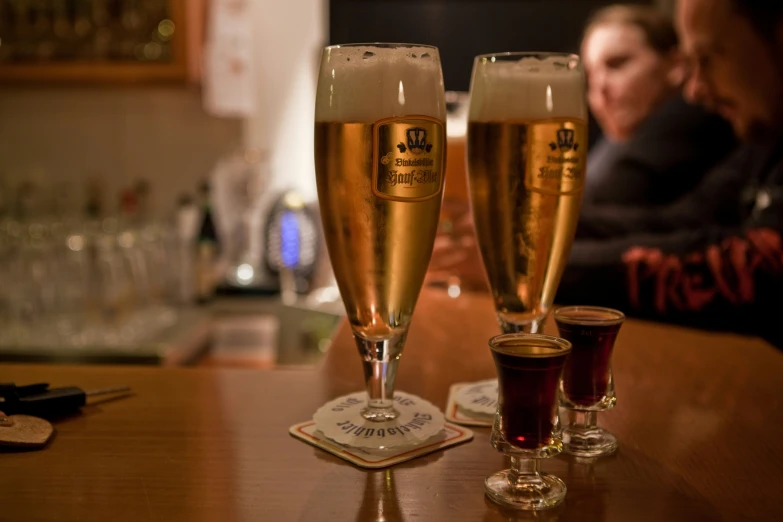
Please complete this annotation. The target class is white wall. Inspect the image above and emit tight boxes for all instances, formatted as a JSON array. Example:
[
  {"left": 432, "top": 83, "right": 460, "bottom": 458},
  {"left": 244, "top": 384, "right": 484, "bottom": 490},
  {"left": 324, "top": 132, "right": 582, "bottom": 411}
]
[
  {"left": 0, "top": 87, "right": 242, "bottom": 216},
  {"left": 243, "top": 0, "right": 327, "bottom": 203}
]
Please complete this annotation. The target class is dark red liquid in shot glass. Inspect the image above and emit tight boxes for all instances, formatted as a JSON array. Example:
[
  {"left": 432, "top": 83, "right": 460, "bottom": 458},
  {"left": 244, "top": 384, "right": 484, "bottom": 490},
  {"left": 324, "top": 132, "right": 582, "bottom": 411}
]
[
  {"left": 555, "top": 309, "right": 622, "bottom": 407},
  {"left": 491, "top": 339, "right": 570, "bottom": 450}
]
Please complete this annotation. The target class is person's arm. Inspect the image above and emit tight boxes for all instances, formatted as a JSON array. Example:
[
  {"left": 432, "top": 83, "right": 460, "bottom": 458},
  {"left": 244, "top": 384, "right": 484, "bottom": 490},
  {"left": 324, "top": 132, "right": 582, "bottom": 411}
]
[
  {"left": 588, "top": 100, "right": 736, "bottom": 207},
  {"left": 577, "top": 147, "right": 749, "bottom": 239},
  {"left": 624, "top": 167, "right": 783, "bottom": 315},
  {"left": 558, "top": 228, "right": 712, "bottom": 309},
  {"left": 560, "top": 225, "right": 783, "bottom": 322}
]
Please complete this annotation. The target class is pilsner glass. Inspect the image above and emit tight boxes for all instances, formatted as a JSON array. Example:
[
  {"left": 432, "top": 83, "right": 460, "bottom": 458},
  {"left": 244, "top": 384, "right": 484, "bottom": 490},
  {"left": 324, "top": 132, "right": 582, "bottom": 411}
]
[
  {"left": 314, "top": 44, "right": 446, "bottom": 422},
  {"left": 554, "top": 306, "right": 625, "bottom": 457},
  {"left": 467, "top": 53, "right": 587, "bottom": 334},
  {"left": 486, "top": 333, "right": 571, "bottom": 510}
]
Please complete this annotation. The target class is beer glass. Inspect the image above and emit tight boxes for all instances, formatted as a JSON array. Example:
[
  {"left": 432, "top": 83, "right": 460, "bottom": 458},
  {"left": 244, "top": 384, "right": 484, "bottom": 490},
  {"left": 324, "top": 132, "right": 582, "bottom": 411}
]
[
  {"left": 486, "top": 333, "right": 571, "bottom": 510},
  {"left": 314, "top": 44, "right": 446, "bottom": 421},
  {"left": 555, "top": 306, "right": 624, "bottom": 457},
  {"left": 467, "top": 53, "right": 587, "bottom": 334}
]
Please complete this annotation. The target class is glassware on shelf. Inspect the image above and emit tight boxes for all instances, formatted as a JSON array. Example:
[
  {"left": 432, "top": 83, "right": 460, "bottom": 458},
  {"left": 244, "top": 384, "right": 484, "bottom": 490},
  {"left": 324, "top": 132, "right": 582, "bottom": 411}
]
[
  {"left": 0, "top": 0, "right": 175, "bottom": 64},
  {"left": 0, "top": 214, "right": 183, "bottom": 353}
]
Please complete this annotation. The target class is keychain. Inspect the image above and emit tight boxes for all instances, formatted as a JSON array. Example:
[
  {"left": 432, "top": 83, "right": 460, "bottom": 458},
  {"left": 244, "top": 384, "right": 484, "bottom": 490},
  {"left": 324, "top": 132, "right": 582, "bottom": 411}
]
[
  {"left": 0, "top": 383, "right": 131, "bottom": 449},
  {"left": 0, "top": 410, "right": 55, "bottom": 448}
]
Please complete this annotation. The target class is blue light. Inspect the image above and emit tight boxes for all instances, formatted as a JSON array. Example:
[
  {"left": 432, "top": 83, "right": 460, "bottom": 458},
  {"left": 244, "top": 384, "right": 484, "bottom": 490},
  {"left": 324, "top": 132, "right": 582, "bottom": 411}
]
[{"left": 280, "top": 211, "right": 301, "bottom": 268}]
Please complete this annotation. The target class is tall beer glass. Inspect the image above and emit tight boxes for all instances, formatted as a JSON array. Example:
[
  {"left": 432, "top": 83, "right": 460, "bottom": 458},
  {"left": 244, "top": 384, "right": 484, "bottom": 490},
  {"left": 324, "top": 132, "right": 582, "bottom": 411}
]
[
  {"left": 315, "top": 44, "right": 446, "bottom": 421},
  {"left": 467, "top": 53, "right": 587, "bottom": 334}
]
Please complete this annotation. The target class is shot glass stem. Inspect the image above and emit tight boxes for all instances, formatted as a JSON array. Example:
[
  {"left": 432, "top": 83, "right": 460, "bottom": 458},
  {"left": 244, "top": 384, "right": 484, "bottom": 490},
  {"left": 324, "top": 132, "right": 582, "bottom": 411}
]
[
  {"left": 569, "top": 410, "right": 598, "bottom": 431},
  {"left": 563, "top": 408, "right": 617, "bottom": 457},
  {"left": 509, "top": 456, "right": 541, "bottom": 486}
]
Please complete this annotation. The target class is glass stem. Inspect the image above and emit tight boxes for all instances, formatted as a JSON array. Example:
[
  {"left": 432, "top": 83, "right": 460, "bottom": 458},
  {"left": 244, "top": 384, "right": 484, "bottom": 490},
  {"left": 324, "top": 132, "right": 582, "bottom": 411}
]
[
  {"left": 569, "top": 409, "right": 598, "bottom": 430},
  {"left": 354, "top": 332, "right": 406, "bottom": 422},
  {"left": 509, "top": 456, "right": 541, "bottom": 486},
  {"left": 498, "top": 315, "right": 546, "bottom": 334}
]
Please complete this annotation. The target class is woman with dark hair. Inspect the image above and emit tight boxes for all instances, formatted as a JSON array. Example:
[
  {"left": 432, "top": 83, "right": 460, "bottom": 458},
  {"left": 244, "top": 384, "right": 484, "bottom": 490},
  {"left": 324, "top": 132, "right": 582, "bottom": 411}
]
[{"left": 581, "top": 4, "right": 736, "bottom": 207}]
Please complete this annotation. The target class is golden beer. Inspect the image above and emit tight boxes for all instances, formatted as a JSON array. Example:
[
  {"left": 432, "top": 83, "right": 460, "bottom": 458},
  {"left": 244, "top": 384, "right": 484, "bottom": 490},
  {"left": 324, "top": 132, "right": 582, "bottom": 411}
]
[
  {"left": 315, "top": 121, "right": 442, "bottom": 339},
  {"left": 467, "top": 54, "right": 587, "bottom": 332}
]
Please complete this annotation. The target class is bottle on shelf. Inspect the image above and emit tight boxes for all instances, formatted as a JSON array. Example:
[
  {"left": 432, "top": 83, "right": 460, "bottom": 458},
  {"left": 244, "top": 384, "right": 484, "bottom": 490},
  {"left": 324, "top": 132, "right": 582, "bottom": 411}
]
[
  {"left": 84, "top": 176, "right": 104, "bottom": 220},
  {"left": 14, "top": 181, "right": 37, "bottom": 220},
  {"left": 195, "top": 181, "right": 220, "bottom": 304},
  {"left": 119, "top": 186, "right": 138, "bottom": 220},
  {"left": 176, "top": 193, "right": 199, "bottom": 305},
  {"left": 134, "top": 179, "right": 151, "bottom": 223},
  {"left": 0, "top": 175, "right": 7, "bottom": 218}
]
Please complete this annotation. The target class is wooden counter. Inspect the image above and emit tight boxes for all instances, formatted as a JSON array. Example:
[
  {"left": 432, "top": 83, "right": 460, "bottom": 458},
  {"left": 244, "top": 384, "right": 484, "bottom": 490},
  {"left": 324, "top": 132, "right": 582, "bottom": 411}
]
[{"left": 1, "top": 288, "right": 782, "bottom": 521}]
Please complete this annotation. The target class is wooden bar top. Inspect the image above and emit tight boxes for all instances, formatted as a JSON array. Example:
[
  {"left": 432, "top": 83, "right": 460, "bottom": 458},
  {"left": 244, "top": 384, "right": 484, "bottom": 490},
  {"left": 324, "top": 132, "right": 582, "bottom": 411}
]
[{"left": 1, "top": 288, "right": 782, "bottom": 521}]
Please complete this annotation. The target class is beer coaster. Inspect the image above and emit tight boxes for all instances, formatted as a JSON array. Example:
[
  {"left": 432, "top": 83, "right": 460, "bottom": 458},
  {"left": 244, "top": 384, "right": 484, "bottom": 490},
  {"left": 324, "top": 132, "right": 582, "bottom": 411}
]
[
  {"left": 290, "top": 420, "right": 473, "bottom": 469},
  {"left": 453, "top": 378, "right": 498, "bottom": 416},
  {"left": 445, "top": 383, "right": 495, "bottom": 427},
  {"left": 313, "top": 391, "right": 445, "bottom": 449}
]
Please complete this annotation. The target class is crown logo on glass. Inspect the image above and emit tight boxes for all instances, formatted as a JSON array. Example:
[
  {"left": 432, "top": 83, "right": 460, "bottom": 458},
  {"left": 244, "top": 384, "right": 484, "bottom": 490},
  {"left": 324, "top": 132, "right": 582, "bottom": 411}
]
[
  {"left": 549, "top": 128, "right": 578, "bottom": 152},
  {"left": 397, "top": 127, "right": 433, "bottom": 155}
]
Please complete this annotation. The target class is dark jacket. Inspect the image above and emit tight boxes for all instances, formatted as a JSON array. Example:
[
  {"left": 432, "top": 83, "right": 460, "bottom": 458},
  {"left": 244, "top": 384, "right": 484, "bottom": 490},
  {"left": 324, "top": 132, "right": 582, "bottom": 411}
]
[
  {"left": 576, "top": 149, "right": 747, "bottom": 239},
  {"left": 559, "top": 134, "right": 783, "bottom": 348},
  {"left": 584, "top": 94, "right": 736, "bottom": 208}
]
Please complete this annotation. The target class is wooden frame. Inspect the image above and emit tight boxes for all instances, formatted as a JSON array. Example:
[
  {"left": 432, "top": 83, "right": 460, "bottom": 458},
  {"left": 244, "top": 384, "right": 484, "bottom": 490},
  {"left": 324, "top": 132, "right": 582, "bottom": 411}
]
[{"left": 0, "top": 0, "right": 194, "bottom": 85}]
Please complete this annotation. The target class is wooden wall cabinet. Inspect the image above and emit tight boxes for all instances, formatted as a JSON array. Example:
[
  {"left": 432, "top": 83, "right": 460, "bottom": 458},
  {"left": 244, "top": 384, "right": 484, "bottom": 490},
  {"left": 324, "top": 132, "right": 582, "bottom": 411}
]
[{"left": 0, "top": 0, "right": 204, "bottom": 84}]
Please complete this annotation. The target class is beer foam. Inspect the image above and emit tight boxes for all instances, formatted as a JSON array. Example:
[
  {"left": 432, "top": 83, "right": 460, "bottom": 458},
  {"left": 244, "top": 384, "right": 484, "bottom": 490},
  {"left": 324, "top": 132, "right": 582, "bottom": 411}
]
[
  {"left": 469, "top": 55, "right": 587, "bottom": 122},
  {"left": 315, "top": 45, "right": 446, "bottom": 123}
]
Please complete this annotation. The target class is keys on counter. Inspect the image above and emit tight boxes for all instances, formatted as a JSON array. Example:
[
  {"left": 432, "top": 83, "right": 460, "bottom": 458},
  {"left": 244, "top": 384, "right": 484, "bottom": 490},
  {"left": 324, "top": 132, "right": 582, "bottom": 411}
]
[{"left": 0, "top": 382, "right": 131, "bottom": 419}]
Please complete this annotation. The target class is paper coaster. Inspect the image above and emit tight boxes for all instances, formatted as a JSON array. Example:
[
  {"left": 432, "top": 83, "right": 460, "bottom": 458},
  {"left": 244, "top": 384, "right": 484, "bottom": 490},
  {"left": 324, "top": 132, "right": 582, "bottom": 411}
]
[
  {"left": 453, "top": 378, "right": 498, "bottom": 416},
  {"left": 445, "top": 383, "right": 495, "bottom": 427},
  {"left": 290, "top": 420, "right": 473, "bottom": 469},
  {"left": 313, "top": 391, "right": 445, "bottom": 449}
]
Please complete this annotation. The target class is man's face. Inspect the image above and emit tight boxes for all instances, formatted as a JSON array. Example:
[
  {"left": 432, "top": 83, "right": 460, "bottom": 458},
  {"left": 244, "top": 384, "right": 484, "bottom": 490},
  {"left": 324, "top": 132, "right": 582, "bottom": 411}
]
[{"left": 677, "top": 0, "right": 783, "bottom": 140}]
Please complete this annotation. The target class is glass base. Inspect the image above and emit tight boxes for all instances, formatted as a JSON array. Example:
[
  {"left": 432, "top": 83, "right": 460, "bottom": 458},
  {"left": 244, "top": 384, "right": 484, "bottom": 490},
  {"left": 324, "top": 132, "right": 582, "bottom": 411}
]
[
  {"left": 485, "top": 469, "right": 566, "bottom": 510},
  {"left": 563, "top": 425, "right": 617, "bottom": 457},
  {"left": 361, "top": 405, "right": 399, "bottom": 422}
]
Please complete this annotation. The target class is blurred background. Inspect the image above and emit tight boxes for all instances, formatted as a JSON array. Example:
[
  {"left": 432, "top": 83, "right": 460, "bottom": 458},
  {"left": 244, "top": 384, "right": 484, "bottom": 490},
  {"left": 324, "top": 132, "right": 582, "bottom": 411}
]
[{"left": 0, "top": 0, "right": 671, "bottom": 368}]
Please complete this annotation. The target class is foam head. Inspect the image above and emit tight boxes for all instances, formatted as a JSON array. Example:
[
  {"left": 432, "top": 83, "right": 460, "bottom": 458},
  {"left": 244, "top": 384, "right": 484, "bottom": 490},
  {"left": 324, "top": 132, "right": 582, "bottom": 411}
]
[
  {"left": 315, "top": 44, "right": 446, "bottom": 123},
  {"left": 469, "top": 53, "right": 587, "bottom": 122}
]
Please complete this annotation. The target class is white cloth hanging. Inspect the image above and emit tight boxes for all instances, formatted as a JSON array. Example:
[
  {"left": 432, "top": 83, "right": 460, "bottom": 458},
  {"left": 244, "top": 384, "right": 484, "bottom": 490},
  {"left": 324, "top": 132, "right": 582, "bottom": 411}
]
[{"left": 202, "top": 0, "right": 257, "bottom": 118}]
